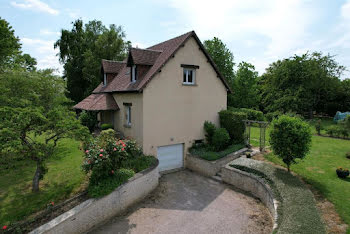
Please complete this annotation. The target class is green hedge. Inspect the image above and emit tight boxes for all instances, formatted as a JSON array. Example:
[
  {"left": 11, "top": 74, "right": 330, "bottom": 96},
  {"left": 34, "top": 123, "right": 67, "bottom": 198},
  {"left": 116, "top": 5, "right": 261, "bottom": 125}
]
[
  {"left": 228, "top": 107, "right": 264, "bottom": 121},
  {"left": 212, "top": 128, "right": 230, "bottom": 151},
  {"left": 219, "top": 110, "right": 247, "bottom": 143},
  {"left": 101, "top": 123, "right": 114, "bottom": 130},
  {"left": 204, "top": 121, "right": 216, "bottom": 144}
]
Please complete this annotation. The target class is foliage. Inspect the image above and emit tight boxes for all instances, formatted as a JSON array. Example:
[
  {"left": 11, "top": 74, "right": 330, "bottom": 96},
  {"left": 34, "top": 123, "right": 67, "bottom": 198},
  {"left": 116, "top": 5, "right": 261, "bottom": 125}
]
[
  {"left": 336, "top": 167, "right": 349, "bottom": 179},
  {"left": 212, "top": 128, "right": 230, "bottom": 151},
  {"left": 88, "top": 168, "right": 134, "bottom": 198},
  {"left": 218, "top": 110, "right": 247, "bottom": 143},
  {"left": 120, "top": 155, "right": 157, "bottom": 173},
  {"left": 269, "top": 116, "right": 312, "bottom": 171},
  {"left": 101, "top": 123, "right": 114, "bottom": 130},
  {"left": 346, "top": 152, "right": 350, "bottom": 159},
  {"left": 79, "top": 111, "right": 98, "bottom": 132},
  {"left": 0, "top": 69, "right": 89, "bottom": 192},
  {"left": 189, "top": 143, "right": 244, "bottom": 161},
  {"left": 0, "top": 17, "right": 37, "bottom": 72},
  {"left": 265, "top": 111, "right": 282, "bottom": 122},
  {"left": 229, "top": 62, "right": 259, "bottom": 108},
  {"left": 315, "top": 119, "right": 322, "bottom": 135},
  {"left": 203, "top": 121, "right": 216, "bottom": 144},
  {"left": 82, "top": 135, "right": 151, "bottom": 198},
  {"left": 228, "top": 107, "right": 264, "bottom": 121},
  {"left": 203, "top": 37, "right": 235, "bottom": 86},
  {"left": 325, "top": 125, "right": 348, "bottom": 138},
  {"left": 55, "top": 20, "right": 130, "bottom": 103},
  {"left": 259, "top": 52, "right": 346, "bottom": 118}
]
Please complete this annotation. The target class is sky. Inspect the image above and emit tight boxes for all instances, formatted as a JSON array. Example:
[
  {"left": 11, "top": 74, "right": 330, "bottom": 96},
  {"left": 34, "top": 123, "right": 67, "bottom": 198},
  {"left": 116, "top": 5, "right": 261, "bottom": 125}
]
[{"left": 1, "top": 0, "right": 350, "bottom": 78}]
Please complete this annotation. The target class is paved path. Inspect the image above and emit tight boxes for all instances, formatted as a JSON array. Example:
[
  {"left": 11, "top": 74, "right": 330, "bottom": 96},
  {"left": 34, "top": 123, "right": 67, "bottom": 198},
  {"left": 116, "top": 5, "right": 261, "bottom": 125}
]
[{"left": 91, "top": 170, "right": 272, "bottom": 234}]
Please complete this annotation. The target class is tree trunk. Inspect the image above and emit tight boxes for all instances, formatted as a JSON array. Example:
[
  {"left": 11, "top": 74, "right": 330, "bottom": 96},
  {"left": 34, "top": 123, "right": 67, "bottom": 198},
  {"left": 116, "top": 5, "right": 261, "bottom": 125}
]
[
  {"left": 32, "top": 162, "right": 42, "bottom": 192},
  {"left": 287, "top": 164, "right": 290, "bottom": 172},
  {"left": 309, "top": 109, "right": 314, "bottom": 119}
]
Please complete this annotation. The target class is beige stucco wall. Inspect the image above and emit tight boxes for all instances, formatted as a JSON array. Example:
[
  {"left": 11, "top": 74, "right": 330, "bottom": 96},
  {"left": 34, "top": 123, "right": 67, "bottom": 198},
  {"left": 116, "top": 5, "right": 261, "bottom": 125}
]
[
  {"left": 112, "top": 93, "right": 143, "bottom": 145},
  {"left": 142, "top": 36, "right": 228, "bottom": 157}
]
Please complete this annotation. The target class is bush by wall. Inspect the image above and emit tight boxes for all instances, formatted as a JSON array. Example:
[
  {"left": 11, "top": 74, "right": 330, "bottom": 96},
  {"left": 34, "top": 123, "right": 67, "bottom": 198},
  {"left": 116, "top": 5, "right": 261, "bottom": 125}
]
[
  {"left": 101, "top": 123, "right": 114, "bottom": 130},
  {"left": 204, "top": 121, "right": 216, "bottom": 144},
  {"left": 212, "top": 128, "right": 230, "bottom": 151},
  {"left": 79, "top": 111, "right": 98, "bottom": 132},
  {"left": 219, "top": 110, "right": 247, "bottom": 143},
  {"left": 229, "top": 107, "right": 264, "bottom": 121}
]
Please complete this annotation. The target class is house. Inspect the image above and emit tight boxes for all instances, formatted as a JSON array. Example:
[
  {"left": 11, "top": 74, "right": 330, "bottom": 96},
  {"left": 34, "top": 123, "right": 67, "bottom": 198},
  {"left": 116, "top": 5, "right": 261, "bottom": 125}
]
[{"left": 74, "top": 31, "right": 231, "bottom": 172}]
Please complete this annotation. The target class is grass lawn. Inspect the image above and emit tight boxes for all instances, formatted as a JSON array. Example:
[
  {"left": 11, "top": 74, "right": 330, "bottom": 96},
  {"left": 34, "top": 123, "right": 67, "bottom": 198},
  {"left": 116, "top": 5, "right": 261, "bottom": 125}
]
[
  {"left": 0, "top": 138, "right": 87, "bottom": 226},
  {"left": 250, "top": 122, "right": 350, "bottom": 233},
  {"left": 189, "top": 143, "right": 245, "bottom": 161}
]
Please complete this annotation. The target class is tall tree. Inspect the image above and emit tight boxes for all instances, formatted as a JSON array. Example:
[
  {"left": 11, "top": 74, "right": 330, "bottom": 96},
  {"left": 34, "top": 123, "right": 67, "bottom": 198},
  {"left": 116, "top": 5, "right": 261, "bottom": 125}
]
[
  {"left": 0, "top": 17, "right": 37, "bottom": 72},
  {"left": 229, "top": 61, "right": 258, "bottom": 108},
  {"left": 204, "top": 37, "right": 235, "bottom": 86},
  {"left": 259, "top": 52, "right": 345, "bottom": 117},
  {"left": 0, "top": 69, "right": 89, "bottom": 192},
  {"left": 55, "top": 20, "right": 130, "bottom": 103}
]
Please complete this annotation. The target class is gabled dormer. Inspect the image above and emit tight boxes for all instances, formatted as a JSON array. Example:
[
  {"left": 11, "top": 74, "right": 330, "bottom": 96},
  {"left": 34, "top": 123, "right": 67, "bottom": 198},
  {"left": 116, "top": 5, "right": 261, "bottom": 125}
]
[{"left": 101, "top": 59, "right": 125, "bottom": 86}]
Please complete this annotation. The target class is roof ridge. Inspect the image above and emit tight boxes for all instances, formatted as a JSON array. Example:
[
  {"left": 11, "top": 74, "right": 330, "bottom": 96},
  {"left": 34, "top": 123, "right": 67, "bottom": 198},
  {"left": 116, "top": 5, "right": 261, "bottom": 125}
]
[
  {"left": 130, "top": 47, "right": 163, "bottom": 53},
  {"left": 147, "top": 30, "right": 194, "bottom": 49},
  {"left": 101, "top": 59, "right": 126, "bottom": 63}
]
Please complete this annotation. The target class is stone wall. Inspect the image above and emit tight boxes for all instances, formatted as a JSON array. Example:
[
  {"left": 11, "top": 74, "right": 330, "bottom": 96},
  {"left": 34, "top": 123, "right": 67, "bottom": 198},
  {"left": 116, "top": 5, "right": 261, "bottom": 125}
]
[
  {"left": 30, "top": 161, "right": 159, "bottom": 234},
  {"left": 185, "top": 148, "right": 247, "bottom": 177},
  {"left": 221, "top": 163, "right": 278, "bottom": 230}
]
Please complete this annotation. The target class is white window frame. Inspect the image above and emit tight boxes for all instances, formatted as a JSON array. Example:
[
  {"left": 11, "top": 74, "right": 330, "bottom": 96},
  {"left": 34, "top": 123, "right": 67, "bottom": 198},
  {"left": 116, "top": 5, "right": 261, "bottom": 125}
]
[
  {"left": 103, "top": 73, "right": 107, "bottom": 86},
  {"left": 131, "top": 65, "right": 137, "bottom": 83},
  {"left": 183, "top": 68, "right": 196, "bottom": 85},
  {"left": 125, "top": 106, "right": 131, "bottom": 126}
]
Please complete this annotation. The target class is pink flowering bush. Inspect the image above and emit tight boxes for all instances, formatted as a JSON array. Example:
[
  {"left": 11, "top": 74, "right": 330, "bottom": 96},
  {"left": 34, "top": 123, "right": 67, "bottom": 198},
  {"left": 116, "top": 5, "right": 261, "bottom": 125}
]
[{"left": 82, "top": 130, "right": 149, "bottom": 197}]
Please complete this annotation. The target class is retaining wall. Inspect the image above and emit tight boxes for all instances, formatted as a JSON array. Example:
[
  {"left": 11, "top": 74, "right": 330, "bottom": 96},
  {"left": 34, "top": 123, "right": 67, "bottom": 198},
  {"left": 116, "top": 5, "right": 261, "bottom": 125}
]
[
  {"left": 30, "top": 161, "right": 159, "bottom": 234},
  {"left": 221, "top": 163, "right": 278, "bottom": 230},
  {"left": 185, "top": 148, "right": 248, "bottom": 177}
]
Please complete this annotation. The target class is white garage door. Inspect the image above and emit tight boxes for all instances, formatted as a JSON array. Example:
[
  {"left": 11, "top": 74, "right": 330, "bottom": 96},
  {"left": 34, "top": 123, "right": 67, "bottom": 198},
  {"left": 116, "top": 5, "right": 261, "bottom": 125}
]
[{"left": 157, "top": 144, "right": 183, "bottom": 172}]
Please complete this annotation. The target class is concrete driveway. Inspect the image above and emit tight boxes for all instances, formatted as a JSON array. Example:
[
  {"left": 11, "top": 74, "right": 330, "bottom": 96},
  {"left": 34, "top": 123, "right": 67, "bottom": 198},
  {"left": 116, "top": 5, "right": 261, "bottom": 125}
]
[{"left": 91, "top": 170, "right": 272, "bottom": 234}]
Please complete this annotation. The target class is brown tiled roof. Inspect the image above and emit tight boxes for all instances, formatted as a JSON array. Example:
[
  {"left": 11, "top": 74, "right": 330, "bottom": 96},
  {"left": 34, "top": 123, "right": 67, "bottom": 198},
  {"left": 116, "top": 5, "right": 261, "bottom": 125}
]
[
  {"left": 129, "top": 48, "right": 162, "bottom": 65},
  {"left": 93, "top": 31, "right": 231, "bottom": 93},
  {"left": 73, "top": 93, "right": 119, "bottom": 111},
  {"left": 101, "top": 60, "right": 125, "bottom": 74}
]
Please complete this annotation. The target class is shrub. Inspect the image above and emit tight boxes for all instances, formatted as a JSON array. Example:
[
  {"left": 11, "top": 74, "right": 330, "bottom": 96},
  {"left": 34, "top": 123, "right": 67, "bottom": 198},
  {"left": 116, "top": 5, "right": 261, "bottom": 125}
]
[
  {"left": 88, "top": 168, "right": 135, "bottom": 197},
  {"left": 265, "top": 111, "right": 282, "bottom": 122},
  {"left": 269, "top": 115, "right": 312, "bottom": 172},
  {"left": 346, "top": 152, "right": 350, "bottom": 159},
  {"left": 212, "top": 128, "right": 230, "bottom": 151},
  {"left": 120, "top": 155, "right": 157, "bottom": 173},
  {"left": 228, "top": 107, "right": 264, "bottom": 121},
  {"left": 79, "top": 111, "right": 98, "bottom": 132},
  {"left": 97, "top": 129, "right": 116, "bottom": 148},
  {"left": 315, "top": 119, "right": 322, "bottom": 135},
  {"left": 336, "top": 167, "right": 349, "bottom": 179},
  {"left": 204, "top": 121, "right": 216, "bottom": 144},
  {"left": 219, "top": 110, "right": 247, "bottom": 143},
  {"left": 101, "top": 123, "right": 114, "bottom": 130},
  {"left": 326, "top": 125, "right": 344, "bottom": 138}
]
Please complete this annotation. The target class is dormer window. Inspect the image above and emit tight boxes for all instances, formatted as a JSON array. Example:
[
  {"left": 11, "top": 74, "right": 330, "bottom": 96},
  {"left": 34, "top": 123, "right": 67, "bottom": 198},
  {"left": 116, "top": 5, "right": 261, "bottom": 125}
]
[
  {"left": 131, "top": 65, "right": 137, "bottom": 83},
  {"left": 103, "top": 73, "right": 107, "bottom": 86}
]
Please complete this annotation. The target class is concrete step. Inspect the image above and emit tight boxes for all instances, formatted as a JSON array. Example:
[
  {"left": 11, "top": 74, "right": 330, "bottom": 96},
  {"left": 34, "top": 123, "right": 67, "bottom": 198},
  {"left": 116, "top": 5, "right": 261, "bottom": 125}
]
[{"left": 211, "top": 175, "right": 223, "bottom": 182}]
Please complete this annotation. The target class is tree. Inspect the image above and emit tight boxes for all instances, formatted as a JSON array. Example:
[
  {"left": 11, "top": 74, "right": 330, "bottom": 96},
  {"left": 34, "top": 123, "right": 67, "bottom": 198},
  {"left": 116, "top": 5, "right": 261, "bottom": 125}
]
[
  {"left": 0, "top": 17, "right": 21, "bottom": 70},
  {"left": 204, "top": 37, "right": 235, "bottom": 86},
  {"left": 259, "top": 52, "right": 345, "bottom": 118},
  {"left": 230, "top": 62, "right": 258, "bottom": 108},
  {"left": 269, "top": 115, "right": 312, "bottom": 172},
  {"left": 55, "top": 20, "right": 130, "bottom": 103},
  {"left": 0, "top": 17, "right": 37, "bottom": 72},
  {"left": 0, "top": 69, "right": 89, "bottom": 192}
]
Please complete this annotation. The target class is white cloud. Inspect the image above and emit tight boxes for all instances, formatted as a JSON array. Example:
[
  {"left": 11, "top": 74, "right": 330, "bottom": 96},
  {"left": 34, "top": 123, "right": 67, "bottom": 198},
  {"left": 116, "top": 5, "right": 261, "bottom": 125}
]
[
  {"left": 11, "top": 0, "right": 59, "bottom": 15},
  {"left": 341, "top": 0, "right": 350, "bottom": 20},
  {"left": 162, "top": 0, "right": 320, "bottom": 74},
  {"left": 21, "top": 37, "right": 62, "bottom": 74},
  {"left": 39, "top": 29, "right": 60, "bottom": 36}
]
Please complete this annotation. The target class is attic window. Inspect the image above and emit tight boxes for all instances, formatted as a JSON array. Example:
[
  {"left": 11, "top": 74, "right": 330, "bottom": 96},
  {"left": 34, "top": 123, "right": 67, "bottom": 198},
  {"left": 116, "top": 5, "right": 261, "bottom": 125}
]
[
  {"left": 131, "top": 65, "right": 137, "bottom": 83},
  {"left": 183, "top": 68, "right": 196, "bottom": 85},
  {"left": 103, "top": 73, "right": 107, "bottom": 86}
]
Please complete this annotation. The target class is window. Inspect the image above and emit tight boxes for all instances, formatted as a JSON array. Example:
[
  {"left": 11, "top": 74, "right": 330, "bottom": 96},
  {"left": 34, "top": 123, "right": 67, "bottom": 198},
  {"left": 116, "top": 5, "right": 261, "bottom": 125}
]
[
  {"left": 103, "top": 73, "right": 107, "bottom": 86},
  {"left": 124, "top": 103, "right": 132, "bottom": 127},
  {"left": 131, "top": 65, "right": 137, "bottom": 83},
  {"left": 183, "top": 68, "right": 196, "bottom": 85}
]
